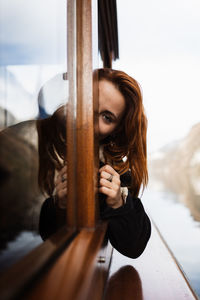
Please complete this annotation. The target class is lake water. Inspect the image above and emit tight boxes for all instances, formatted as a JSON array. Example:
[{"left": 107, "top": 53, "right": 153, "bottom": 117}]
[{"left": 143, "top": 181, "right": 200, "bottom": 299}]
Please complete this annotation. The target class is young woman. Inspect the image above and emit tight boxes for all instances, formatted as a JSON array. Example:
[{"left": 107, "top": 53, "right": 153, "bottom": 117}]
[{"left": 38, "top": 68, "right": 151, "bottom": 258}]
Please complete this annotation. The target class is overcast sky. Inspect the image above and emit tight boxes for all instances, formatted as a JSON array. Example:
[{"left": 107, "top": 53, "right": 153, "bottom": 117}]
[
  {"left": 0, "top": 0, "right": 66, "bottom": 65},
  {"left": 114, "top": 0, "right": 200, "bottom": 152}
]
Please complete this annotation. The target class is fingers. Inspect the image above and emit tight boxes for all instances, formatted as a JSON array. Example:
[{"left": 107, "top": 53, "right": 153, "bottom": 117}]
[
  {"left": 99, "top": 184, "right": 118, "bottom": 198},
  {"left": 99, "top": 182, "right": 123, "bottom": 209},
  {"left": 99, "top": 166, "right": 119, "bottom": 187},
  {"left": 56, "top": 187, "right": 67, "bottom": 204},
  {"left": 55, "top": 165, "right": 67, "bottom": 209},
  {"left": 60, "top": 165, "right": 67, "bottom": 177},
  {"left": 99, "top": 177, "right": 113, "bottom": 189},
  {"left": 99, "top": 164, "right": 122, "bottom": 209},
  {"left": 55, "top": 165, "right": 67, "bottom": 185},
  {"left": 99, "top": 164, "right": 119, "bottom": 178}
]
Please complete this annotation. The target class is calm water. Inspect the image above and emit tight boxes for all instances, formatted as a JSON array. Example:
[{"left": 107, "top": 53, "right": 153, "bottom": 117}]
[{"left": 143, "top": 184, "right": 200, "bottom": 299}]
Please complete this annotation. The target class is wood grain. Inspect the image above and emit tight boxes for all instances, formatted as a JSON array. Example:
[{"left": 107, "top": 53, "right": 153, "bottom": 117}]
[
  {"left": 25, "top": 222, "right": 111, "bottom": 300},
  {"left": 76, "top": 0, "right": 99, "bottom": 228}
]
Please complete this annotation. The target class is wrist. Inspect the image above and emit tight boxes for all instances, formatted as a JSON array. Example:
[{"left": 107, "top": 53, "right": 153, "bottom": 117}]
[
  {"left": 110, "top": 195, "right": 123, "bottom": 209},
  {"left": 109, "top": 188, "right": 128, "bottom": 209}
]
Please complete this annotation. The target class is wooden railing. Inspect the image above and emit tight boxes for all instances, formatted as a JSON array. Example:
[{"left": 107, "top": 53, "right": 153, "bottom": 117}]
[
  {"left": 24, "top": 223, "right": 112, "bottom": 300},
  {"left": 104, "top": 221, "right": 198, "bottom": 300}
]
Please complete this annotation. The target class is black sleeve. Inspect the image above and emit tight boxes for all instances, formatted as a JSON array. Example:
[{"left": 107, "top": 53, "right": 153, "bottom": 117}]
[
  {"left": 100, "top": 192, "right": 151, "bottom": 259},
  {"left": 39, "top": 197, "right": 65, "bottom": 240},
  {"left": 39, "top": 194, "right": 151, "bottom": 259}
]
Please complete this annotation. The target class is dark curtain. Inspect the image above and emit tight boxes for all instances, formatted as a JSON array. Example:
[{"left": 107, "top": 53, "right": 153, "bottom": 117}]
[{"left": 98, "top": 0, "right": 119, "bottom": 68}]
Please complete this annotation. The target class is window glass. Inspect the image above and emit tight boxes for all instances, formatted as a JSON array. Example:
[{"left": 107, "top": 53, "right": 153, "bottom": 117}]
[{"left": 0, "top": 0, "right": 67, "bottom": 273}]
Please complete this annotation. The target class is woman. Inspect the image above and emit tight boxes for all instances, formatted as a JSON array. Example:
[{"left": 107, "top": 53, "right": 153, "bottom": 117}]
[{"left": 38, "top": 68, "right": 151, "bottom": 258}]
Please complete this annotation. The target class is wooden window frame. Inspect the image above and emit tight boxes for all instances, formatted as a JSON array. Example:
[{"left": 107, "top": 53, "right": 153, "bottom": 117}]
[{"left": 0, "top": 1, "right": 112, "bottom": 299}]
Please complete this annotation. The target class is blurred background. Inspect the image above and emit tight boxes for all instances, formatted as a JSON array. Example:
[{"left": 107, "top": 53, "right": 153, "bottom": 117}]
[{"left": 113, "top": 0, "right": 200, "bottom": 297}]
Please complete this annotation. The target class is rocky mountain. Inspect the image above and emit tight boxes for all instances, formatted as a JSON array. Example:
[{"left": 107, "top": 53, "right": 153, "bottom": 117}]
[{"left": 149, "top": 123, "right": 200, "bottom": 222}]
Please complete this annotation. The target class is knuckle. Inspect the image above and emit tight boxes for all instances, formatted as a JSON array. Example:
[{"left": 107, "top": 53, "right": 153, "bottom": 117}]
[
  {"left": 101, "top": 186, "right": 106, "bottom": 193},
  {"left": 105, "top": 164, "right": 111, "bottom": 171},
  {"left": 63, "top": 182, "right": 67, "bottom": 188},
  {"left": 101, "top": 171, "right": 107, "bottom": 178},
  {"left": 99, "top": 178, "right": 104, "bottom": 185}
]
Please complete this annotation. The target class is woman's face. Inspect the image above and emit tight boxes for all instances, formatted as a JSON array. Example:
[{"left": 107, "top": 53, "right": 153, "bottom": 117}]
[{"left": 98, "top": 79, "right": 126, "bottom": 141}]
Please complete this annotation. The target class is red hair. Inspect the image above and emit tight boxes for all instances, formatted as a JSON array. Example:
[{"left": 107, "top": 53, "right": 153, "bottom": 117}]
[
  {"left": 37, "top": 106, "right": 66, "bottom": 196},
  {"left": 99, "top": 68, "right": 148, "bottom": 197}
]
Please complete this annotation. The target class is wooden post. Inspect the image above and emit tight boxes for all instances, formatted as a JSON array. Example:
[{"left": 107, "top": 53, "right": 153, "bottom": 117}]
[
  {"left": 76, "top": 0, "right": 99, "bottom": 228},
  {"left": 66, "top": 0, "right": 77, "bottom": 229}
]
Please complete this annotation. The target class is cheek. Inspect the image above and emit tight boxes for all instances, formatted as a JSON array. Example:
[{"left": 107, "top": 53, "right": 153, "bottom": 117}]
[{"left": 98, "top": 119, "right": 116, "bottom": 137}]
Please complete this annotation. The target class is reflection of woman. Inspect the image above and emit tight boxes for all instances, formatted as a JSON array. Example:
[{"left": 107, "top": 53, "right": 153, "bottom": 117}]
[{"left": 38, "top": 68, "right": 151, "bottom": 258}]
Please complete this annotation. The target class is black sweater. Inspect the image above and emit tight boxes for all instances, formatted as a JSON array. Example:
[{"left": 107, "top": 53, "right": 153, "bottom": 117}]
[{"left": 39, "top": 186, "right": 151, "bottom": 259}]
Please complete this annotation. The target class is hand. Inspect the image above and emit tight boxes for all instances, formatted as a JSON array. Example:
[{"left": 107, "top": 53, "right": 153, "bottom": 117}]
[
  {"left": 55, "top": 165, "right": 67, "bottom": 209},
  {"left": 99, "top": 164, "right": 123, "bottom": 209}
]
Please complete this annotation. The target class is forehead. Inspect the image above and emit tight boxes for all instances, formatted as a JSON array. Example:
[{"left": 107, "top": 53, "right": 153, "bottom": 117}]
[{"left": 99, "top": 80, "right": 126, "bottom": 117}]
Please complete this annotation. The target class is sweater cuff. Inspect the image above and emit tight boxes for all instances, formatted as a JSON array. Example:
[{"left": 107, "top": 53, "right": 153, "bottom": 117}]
[{"left": 100, "top": 191, "right": 135, "bottom": 219}]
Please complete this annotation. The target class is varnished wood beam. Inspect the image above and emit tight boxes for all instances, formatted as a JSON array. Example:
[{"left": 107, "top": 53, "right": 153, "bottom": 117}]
[
  {"left": 25, "top": 223, "right": 111, "bottom": 300},
  {"left": 76, "top": 0, "right": 99, "bottom": 228}
]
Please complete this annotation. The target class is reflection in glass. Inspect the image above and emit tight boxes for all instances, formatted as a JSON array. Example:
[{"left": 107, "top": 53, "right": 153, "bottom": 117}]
[
  {"left": 37, "top": 105, "right": 67, "bottom": 240},
  {"left": 0, "top": 0, "right": 67, "bottom": 272},
  {"left": 0, "top": 120, "right": 43, "bottom": 271}
]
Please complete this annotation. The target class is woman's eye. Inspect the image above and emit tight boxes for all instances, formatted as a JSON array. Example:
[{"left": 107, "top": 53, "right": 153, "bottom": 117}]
[{"left": 102, "top": 114, "right": 113, "bottom": 123}]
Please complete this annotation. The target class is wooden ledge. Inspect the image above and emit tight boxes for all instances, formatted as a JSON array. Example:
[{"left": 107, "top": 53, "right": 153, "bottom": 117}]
[
  {"left": 104, "top": 222, "right": 198, "bottom": 300},
  {"left": 25, "top": 222, "right": 112, "bottom": 300}
]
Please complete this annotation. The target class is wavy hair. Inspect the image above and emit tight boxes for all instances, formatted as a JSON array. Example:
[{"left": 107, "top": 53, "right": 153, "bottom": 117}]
[
  {"left": 37, "top": 106, "right": 66, "bottom": 196},
  {"left": 99, "top": 68, "right": 148, "bottom": 197}
]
